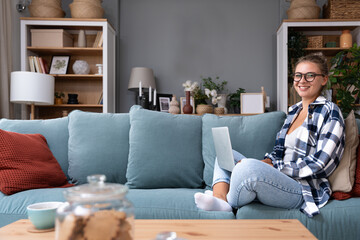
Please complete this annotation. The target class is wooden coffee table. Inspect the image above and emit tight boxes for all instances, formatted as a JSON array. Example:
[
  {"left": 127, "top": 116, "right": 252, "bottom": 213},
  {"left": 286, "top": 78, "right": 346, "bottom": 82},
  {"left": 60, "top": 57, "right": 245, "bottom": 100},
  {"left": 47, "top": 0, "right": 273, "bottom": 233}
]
[{"left": 0, "top": 219, "right": 317, "bottom": 239}]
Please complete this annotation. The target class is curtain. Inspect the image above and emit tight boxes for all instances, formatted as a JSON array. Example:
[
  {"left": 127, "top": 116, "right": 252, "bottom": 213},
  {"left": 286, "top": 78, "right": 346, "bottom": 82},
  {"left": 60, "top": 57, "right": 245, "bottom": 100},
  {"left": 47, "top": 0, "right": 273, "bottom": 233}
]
[{"left": 0, "top": 0, "right": 13, "bottom": 119}]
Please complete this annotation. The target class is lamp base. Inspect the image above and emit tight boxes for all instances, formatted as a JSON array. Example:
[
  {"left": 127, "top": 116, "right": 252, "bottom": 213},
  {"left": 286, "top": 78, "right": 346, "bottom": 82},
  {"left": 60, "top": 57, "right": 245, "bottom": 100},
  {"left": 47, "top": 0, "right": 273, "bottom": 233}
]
[{"left": 30, "top": 103, "right": 35, "bottom": 120}]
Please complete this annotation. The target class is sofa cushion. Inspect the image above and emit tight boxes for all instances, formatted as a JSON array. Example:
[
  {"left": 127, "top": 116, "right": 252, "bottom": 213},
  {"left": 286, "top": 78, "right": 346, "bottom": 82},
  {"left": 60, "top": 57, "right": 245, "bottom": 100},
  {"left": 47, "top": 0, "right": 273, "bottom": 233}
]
[
  {"left": 68, "top": 110, "right": 130, "bottom": 185},
  {"left": 127, "top": 188, "right": 234, "bottom": 219},
  {"left": 235, "top": 198, "right": 360, "bottom": 240},
  {"left": 329, "top": 111, "right": 359, "bottom": 192},
  {"left": 0, "top": 130, "right": 73, "bottom": 195},
  {"left": 126, "top": 106, "right": 204, "bottom": 188},
  {"left": 0, "top": 117, "right": 69, "bottom": 178},
  {"left": 332, "top": 135, "right": 360, "bottom": 200},
  {"left": 202, "top": 112, "right": 286, "bottom": 188},
  {"left": 0, "top": 188, "right": 66, "bottom": 228}
]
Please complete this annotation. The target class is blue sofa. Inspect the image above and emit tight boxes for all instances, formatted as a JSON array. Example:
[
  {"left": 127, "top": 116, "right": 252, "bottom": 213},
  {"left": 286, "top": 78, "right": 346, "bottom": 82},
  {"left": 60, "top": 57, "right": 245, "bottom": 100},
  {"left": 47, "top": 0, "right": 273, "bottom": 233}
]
[{"left": 0, "top": 105, "right": 359, "bottom": 240}]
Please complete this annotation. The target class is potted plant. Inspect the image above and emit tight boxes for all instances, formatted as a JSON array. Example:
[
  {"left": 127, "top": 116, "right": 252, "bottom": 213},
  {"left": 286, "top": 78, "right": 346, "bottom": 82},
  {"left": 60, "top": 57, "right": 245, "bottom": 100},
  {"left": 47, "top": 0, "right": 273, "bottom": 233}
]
[
  {"left": 55, "top": 92, "right": 65, "bottom": 105},
  {"left": 229, "top": 88, "right": 246, "bottom": 113},
  {"left": 329, "top": 43, "right": 360, "bottom": 118}
]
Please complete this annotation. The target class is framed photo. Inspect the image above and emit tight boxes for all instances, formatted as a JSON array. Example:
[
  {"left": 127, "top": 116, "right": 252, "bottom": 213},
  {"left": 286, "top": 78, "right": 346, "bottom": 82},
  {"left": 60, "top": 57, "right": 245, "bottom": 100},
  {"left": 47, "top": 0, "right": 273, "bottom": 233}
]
[
  {"left": 156, "top": 94, "right": 172, "bottom": 112},
  {"left": 180, "top": 96, "right": 195, "bottom": 114},
  {"left": 241, "top": 93, "right": 265, "bottom": 114},
  {"left": 159, "top": 97, "right": 171, "bottom": 112},
  {"left": 49, "top": 56, "right": 70, "bottom": 74}
]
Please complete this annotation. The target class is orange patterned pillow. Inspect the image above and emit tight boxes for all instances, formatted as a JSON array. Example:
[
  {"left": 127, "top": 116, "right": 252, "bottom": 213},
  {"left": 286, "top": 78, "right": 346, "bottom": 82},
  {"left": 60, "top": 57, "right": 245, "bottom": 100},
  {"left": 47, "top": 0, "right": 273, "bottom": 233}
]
[
  {"left": 332, "top": 136, "right": 360, "bottom": 200},
  {"left": 0, "top": 129, "right": 73, "bottom": 195}
]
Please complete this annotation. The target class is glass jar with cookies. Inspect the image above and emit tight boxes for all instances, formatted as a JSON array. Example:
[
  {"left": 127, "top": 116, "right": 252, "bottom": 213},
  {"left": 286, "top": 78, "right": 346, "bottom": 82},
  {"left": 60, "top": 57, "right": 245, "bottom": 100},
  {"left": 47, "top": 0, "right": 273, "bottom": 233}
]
[{"left": 55, "top": 174, "right": 134, "bottom": 240}]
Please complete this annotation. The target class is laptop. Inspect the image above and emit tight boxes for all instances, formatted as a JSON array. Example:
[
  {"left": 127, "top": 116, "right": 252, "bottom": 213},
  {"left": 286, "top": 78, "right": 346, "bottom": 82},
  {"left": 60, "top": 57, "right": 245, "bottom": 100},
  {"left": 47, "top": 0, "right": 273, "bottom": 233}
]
[{"left": 211, "top": 127, "right": 235, "bottom": 172}]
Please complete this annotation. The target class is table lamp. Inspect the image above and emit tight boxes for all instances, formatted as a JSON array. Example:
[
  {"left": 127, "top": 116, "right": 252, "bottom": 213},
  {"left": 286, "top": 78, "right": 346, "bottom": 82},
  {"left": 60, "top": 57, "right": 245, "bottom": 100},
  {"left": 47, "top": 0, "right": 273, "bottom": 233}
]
[{"left": 10, "top": 71, "right": 55, "bottom": 120}]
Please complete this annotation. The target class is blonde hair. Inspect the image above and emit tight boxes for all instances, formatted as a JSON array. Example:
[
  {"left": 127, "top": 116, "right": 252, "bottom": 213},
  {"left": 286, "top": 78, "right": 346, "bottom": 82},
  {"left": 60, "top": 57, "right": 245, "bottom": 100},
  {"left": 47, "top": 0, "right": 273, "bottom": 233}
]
[
  {"left": 295, "top": 52, "right": 329, "bottom": 93},
  {"left": 295, "top": 52, "right": 328, "bottom": 76}
]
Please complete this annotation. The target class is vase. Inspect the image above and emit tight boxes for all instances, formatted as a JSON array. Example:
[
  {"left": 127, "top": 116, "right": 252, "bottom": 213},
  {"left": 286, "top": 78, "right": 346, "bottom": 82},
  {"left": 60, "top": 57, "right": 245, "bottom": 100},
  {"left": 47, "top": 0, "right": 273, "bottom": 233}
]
[
  {"left": 67, "top": 93, "right": 78, "bottom": 104},
  {"left": 78, "top": 30, "right": 86, "bottom": 47},
  {"left": 183, "top": 91, "right": 193, "bottom": 114},
  {"left": 196, "top": 104, "right": 213, "bottom": 115},
  {"left": 217, "top": 93, "right": 228, "bottom": 114},
  {"left": 72, "top": 60, "right": 90, "bottom": 74},
  {"left": 169, "top": 95, "right": 180, "bottom": 114},
  {"left": 340, "top": 30, "right": 352, "bottom": 48}
]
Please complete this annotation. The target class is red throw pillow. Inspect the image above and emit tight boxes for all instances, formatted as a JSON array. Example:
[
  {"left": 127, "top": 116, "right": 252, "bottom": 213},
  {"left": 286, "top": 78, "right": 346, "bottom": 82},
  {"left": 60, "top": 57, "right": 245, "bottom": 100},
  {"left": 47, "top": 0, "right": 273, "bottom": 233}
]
[
  {"left": 0, "top": 129, "right": 73, "bottom": 195},
  {"left": 332, "top": 136, "right": 360, "bottom": 200}
]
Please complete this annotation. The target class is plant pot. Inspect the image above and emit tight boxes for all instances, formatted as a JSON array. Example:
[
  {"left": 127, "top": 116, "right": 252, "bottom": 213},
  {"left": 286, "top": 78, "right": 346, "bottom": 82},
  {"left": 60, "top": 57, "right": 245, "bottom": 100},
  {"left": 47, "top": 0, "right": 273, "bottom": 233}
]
[
  {"left": 214, "top": 107, "right": 225, "bottom": 115},
  {"left": 196, "top": 104, "right": 213, "bottom": 115},
  {"left": 55, "top": 98, "right": 63, "bottom": 105},
  {"left": 217, "top": 93, "right": 228, "bottom": 114}
]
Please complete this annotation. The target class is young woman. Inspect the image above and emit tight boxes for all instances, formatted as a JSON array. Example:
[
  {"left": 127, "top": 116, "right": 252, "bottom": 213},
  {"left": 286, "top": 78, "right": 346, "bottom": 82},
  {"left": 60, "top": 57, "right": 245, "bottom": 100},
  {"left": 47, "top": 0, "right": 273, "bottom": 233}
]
[{"left": 195, "top": 53, "right": 345, "bottom": 217}]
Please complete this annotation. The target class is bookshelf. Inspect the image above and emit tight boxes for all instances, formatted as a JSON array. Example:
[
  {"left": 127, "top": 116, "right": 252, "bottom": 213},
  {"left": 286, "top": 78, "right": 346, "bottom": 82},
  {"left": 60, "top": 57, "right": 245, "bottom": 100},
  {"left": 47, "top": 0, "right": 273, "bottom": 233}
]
[
  {"left": 20, "top": 18, "right": 116, "bottom": 119},
  {"left": 277, "top": 19, "right": 360, "bottom": 112}
]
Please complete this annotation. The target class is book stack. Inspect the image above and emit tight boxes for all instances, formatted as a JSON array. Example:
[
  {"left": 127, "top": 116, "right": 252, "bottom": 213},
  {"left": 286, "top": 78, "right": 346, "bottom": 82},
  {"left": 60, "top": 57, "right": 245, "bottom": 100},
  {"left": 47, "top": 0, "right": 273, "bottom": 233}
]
[
  {"left": 93, "top": 31, "right": 103, "bottom": 48},
  {"left": 28, "top": 56, "right": 49, "bottom": 74}
]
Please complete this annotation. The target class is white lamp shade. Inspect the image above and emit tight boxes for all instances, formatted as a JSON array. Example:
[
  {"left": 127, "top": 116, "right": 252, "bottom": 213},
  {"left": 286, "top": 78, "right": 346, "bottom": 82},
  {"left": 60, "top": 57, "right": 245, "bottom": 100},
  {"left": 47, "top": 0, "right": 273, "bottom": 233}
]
[
  {"left": 10, "top": 71, "right": 55, "bottom": 105},
  {"left": 128, "top": 67, "right": 156, "bottom": 90}
]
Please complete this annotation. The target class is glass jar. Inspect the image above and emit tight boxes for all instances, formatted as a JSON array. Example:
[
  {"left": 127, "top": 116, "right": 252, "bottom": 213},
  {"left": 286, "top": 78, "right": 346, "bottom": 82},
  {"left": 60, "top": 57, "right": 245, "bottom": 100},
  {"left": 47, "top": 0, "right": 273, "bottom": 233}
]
[{"left": 55, "top": 175, "right": 134, "bottom": 240}]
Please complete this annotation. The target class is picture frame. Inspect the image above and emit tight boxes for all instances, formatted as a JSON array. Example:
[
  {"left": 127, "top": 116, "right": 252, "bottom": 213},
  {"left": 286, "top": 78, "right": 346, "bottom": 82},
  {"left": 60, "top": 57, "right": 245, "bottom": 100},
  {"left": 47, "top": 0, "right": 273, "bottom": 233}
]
[
  {"left": 240, "top": 93, "right": 265, "bottom": 114},
  {"left": 49, "top": 56, "right": 70, "bottom": 74},
  {"left": 156, "top": 94, "right": 172, "bottom": 112},
  {"left": 159, "top": 97, "right": 171, "bottom": 112},
  {"left": 180, "top": 96, "right": 195, "bottom": 114}
]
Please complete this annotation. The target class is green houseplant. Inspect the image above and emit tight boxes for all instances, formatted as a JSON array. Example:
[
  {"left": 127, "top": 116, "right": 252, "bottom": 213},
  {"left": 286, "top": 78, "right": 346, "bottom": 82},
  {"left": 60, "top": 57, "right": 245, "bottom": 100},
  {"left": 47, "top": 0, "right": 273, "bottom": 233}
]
[
  {"left": 229, "top": 88, "right": 246, "bottom": 113},
  {"left": 288, "top": 30, "right": 308, "bottom": 80},
  {"left": 329, "top": 44, "right": 360, "bottom": 118},
  {"left": 54, "top": 92, "right": 65, "bottom": 105}
]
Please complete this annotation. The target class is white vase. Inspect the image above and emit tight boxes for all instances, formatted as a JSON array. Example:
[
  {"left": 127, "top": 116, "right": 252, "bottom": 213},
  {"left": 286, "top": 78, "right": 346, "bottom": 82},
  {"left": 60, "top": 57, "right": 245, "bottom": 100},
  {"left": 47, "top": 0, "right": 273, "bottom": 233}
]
[
  {"left": 72, "top": 60, "right": 90, "bottom": 74},
  {"left": 217, "top": 94, "right": 228, "bottom": 114},
  {"left": 78, "top": 30, "right": 86, "bottom": 47}
]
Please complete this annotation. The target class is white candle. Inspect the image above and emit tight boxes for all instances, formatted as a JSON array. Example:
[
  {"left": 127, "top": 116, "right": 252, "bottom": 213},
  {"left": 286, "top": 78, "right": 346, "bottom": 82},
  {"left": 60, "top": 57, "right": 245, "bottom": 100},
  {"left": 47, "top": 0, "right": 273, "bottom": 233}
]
[
  {"left": 149, "top": 86, "right": 152, "bottom": 103},
  {"left": 139, "top": 81, "right": 142, "bottom": 97},
  {"left": 154, "top": 89, "right": 157, "bottom": 105}
]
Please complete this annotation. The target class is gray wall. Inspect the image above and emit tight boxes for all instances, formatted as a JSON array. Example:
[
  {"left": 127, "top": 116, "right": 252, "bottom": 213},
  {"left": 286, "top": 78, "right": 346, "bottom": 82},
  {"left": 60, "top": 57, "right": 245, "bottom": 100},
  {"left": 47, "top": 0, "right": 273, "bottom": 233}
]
[
  {"left": 11, "top": 0, "right": 284, "bottom": 115},
  {"left": 119, "top": 0, "right": 280, "bottom": 112}
]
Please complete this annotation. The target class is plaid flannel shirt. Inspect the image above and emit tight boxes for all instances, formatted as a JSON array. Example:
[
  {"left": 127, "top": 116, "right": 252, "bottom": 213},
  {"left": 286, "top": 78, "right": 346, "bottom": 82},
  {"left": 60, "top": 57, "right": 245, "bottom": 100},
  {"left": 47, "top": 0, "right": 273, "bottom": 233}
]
[{"left": 266, "top": 96, "right": 345, "bottom": 217}]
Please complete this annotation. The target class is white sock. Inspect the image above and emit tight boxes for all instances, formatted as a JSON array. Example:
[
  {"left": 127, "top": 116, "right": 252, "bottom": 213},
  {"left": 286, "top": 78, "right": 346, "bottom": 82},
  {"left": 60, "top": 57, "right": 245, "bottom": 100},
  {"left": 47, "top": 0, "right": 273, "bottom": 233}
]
[
  {"left": 194, "top": 192, "right": 232, "bottom": 212},
  {"left": 204, "top": 190, "right": 213, "bottom": 196}
]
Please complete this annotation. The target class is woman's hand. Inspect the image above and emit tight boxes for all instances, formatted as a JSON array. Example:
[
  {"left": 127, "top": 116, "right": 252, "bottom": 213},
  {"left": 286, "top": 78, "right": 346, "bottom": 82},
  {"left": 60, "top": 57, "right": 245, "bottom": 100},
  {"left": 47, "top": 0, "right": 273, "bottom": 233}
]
[{"left": 261, "top": 158, "right": 273, "bottom": 167}]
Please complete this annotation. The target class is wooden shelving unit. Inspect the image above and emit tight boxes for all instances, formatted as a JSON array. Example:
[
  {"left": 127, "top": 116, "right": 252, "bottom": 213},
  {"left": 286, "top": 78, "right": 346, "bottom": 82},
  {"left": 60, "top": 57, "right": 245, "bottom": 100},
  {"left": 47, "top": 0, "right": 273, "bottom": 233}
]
[
  {"left": 20, "top": 18, "right": 116, "bottom": 119},
  {"left": 277, "top": 19, "right": 360, "bottom": 112}
]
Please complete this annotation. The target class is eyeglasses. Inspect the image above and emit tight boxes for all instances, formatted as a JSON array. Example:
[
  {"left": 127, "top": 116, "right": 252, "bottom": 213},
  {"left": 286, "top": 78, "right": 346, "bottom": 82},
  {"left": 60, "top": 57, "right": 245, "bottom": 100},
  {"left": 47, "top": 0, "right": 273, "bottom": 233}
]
[{"left": 292, "top": 72, "right": 324, "bottom": 82}]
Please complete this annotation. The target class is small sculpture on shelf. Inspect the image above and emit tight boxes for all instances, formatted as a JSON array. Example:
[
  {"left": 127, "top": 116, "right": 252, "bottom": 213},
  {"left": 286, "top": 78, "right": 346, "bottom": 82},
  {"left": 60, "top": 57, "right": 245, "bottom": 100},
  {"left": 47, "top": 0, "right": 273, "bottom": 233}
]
[{"left": 169, "top": 95, "right": 180, "bottom": 114}]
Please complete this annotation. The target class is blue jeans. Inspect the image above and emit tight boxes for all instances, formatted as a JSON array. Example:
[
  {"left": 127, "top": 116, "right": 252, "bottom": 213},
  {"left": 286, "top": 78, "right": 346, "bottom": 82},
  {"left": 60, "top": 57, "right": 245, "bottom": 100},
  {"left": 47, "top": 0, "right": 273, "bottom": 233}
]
[{"left": 212, "top": 150, "right": 304, "bottom": 209}]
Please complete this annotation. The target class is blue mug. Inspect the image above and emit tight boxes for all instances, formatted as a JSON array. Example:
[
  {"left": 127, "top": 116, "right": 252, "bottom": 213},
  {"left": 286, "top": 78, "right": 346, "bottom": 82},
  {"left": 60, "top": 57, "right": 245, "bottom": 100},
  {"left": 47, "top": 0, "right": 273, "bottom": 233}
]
[{"left": 27, "top": 202, "right": 63, "bottom": 229}]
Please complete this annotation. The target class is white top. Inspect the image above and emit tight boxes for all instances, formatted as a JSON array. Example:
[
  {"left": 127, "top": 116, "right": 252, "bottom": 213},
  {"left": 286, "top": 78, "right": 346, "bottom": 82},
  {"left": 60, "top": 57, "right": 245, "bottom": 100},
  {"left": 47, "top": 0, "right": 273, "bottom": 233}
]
[{"left": 283, "top": 126, "right": 303, "bottom": 164}]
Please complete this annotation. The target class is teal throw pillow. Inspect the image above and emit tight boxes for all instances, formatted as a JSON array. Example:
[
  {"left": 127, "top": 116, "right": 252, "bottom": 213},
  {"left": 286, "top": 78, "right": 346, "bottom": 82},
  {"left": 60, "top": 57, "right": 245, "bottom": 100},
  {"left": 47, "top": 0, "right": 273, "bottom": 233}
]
[
  {"left": 68, "top": 110, "right": 130, "bottom": 184},
  {"left": 202, "top": 112, "right": 286, "bottom": 188},
  {"left": 126, "top": 105, "right": 204, "bottom": 189}
]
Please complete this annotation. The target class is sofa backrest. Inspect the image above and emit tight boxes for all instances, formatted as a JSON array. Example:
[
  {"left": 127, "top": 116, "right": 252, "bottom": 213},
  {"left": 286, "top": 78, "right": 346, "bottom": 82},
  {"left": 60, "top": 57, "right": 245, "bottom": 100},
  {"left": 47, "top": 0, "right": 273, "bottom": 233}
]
[{"left": 0, "top": 117, "right": 70, "bottom": 179}]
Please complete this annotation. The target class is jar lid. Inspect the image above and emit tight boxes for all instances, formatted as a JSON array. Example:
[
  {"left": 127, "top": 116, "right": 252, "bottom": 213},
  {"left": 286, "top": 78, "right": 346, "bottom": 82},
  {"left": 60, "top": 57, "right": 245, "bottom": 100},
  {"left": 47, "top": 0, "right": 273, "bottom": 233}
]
[{"left": 64, "top": 175, "right": 128, "bottom": 202}]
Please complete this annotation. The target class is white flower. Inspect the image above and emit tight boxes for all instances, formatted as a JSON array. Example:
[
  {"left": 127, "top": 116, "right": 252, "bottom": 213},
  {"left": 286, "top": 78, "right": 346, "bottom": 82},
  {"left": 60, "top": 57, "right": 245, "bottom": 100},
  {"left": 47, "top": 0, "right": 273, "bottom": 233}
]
[
  {"left": 182, "top": 80, "right": 198, "bottom": 91},
  {"left": 212, "top": 96, "right": 222, "bottom": 105},
  {"left": 211, "top": 89, "right": 217, "bottom": 98},
  {"left": 205, "top": 88, "right": 211, "bottom": 97}
]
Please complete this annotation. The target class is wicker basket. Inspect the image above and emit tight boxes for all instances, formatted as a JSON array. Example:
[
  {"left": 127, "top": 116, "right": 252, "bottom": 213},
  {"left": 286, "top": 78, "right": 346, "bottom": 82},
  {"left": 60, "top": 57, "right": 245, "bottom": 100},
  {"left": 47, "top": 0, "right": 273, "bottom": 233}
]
[
  {"left": 73, "top": 0, "right": 102, "bottom": 8},
  {"left": 31, "top": 0, "right": 61, "bottom": 7},
  {"left": 196, "top": 104, "right": 213, "bottom": 114},
  {"left": 70, "top": 3, "right": 104, "bottom": 18},
  {"left": 287, "top": 6, "right": 320, "bottom": 19},
  {"left": 306, "top": 35, "right": 340, "bottom": 48},
  {"left": 28, "top": 5, "right": 65, "bottom": 18},
  {"left": 324, "top": 0, "right": 360, "bottom": 19}
]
